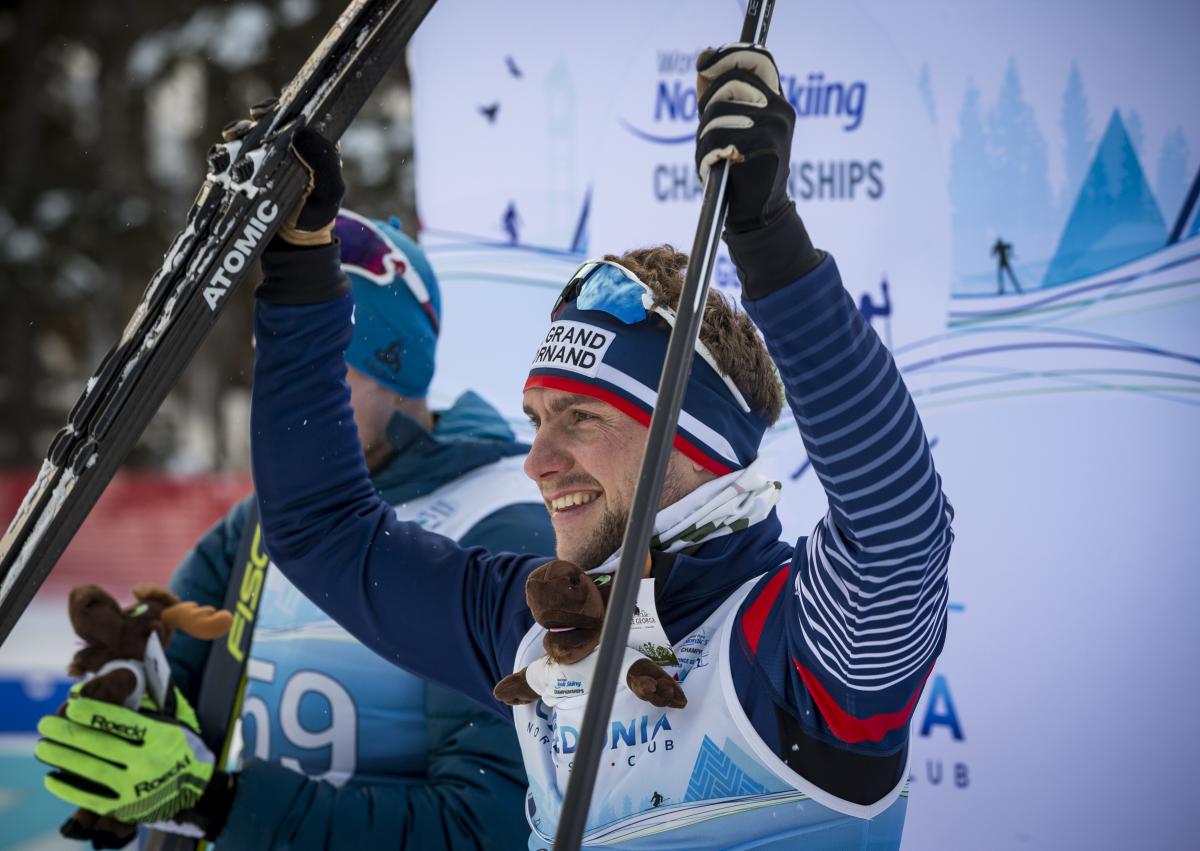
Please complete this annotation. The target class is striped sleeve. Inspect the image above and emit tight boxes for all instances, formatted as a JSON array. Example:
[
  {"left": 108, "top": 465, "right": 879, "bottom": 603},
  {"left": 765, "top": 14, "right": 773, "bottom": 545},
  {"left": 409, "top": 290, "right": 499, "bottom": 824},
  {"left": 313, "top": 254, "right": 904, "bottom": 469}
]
[{"left": 741, "top": 253, "right": 954, "bottom": 748}]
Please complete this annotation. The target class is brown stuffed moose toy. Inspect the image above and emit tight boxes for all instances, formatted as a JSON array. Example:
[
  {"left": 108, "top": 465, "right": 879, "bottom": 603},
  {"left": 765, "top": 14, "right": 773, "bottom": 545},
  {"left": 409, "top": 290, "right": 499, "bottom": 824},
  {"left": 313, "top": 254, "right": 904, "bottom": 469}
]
[
  {"left": 493, "top": 560, "right": 686, "bottom": 709},
  {"left": 57, "top": 584, "right": 232, "bottom": 849}
]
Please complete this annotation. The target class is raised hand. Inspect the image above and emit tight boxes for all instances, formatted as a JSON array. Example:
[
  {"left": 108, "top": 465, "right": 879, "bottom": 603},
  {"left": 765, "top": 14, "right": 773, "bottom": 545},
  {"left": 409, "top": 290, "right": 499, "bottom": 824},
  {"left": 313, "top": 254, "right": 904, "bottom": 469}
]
[{"left": 695, "top": 44, "right": 796, "bottom": 234}]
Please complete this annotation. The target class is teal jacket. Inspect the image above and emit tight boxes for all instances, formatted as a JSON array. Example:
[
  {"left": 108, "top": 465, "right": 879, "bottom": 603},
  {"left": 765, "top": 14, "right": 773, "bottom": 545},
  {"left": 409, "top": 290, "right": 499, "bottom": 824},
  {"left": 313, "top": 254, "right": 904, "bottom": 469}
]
[{"left": 167, "top": 391, "right": 553, "bottom": 849}]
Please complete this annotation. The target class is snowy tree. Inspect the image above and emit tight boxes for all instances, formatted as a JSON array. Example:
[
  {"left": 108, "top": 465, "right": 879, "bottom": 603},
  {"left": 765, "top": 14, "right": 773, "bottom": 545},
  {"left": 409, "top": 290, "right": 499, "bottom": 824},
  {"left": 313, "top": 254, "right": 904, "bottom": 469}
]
[
  {"left": 986, "top": 60, "right": 1055, "bottom": 269},
  {"left": 1059, "top": 60, "right": 1093, "bottom": 214},
  {"left": 949, "top": 61, "right": 1063, "bottom": 290},
  {"left": 1156, "top": 127, "right": 1190, "bottom": 230},
  {"left": 948, "top": 79, "right": 991, "bottom": 284},
  {"left": 0, "top": 0, "right": 417, "bottom": 467}
]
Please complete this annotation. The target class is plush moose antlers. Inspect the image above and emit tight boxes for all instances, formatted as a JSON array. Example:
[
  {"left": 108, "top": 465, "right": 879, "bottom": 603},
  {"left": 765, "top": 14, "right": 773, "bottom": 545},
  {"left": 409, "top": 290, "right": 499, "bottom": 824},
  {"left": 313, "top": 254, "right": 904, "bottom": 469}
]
[
  {"left": 128, "top": 585, "right": 232, "bottom": 640},
  {"left": 160, "top": 600, "right": 233, "bottom": 640}
]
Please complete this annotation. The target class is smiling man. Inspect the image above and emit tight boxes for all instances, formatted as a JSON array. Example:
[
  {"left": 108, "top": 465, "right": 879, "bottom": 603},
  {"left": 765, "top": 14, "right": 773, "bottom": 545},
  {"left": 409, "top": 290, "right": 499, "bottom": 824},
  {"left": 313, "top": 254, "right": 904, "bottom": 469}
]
[
  {"left": 36, "top": 45, "right": 954, "bottom": 849},
  {"left": 523, "top": 388, "right": 709, "bottom": 571},
  {"left": 521, "top": 248, "right": 784, "bottom": 581}
]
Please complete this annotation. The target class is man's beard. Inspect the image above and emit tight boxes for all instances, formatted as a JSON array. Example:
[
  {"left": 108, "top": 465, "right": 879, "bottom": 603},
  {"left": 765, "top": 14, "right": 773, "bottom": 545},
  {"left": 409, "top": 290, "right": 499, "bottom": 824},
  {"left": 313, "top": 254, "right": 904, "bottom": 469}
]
[
  {"left": 555, "top": 461, "right": 693, "bottom": 570},
  {"left": 565, "top": 503, "right": 628, "bottom": 570}
]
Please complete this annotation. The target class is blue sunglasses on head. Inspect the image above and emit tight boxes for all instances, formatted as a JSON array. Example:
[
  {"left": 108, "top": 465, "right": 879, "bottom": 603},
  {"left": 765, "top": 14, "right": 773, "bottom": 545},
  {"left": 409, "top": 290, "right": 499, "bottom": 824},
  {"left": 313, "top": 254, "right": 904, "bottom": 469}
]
[{"left": 553, "top": 260, "right": 751, "bottom": 413}]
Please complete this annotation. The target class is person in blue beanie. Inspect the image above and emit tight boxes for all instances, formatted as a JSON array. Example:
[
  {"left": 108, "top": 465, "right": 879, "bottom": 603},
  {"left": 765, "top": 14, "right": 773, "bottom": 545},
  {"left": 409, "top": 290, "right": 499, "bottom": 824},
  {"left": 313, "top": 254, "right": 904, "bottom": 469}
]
[{"left": 99, "top": 211, "right": 551, "bottom": 849}]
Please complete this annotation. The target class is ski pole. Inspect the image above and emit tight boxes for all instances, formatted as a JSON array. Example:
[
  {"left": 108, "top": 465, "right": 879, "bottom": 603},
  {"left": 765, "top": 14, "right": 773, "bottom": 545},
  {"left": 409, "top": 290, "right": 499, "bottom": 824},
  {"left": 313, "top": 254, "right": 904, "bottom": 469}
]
[{"left": 552, "top": 3, "right": 776, "bottom": 848}]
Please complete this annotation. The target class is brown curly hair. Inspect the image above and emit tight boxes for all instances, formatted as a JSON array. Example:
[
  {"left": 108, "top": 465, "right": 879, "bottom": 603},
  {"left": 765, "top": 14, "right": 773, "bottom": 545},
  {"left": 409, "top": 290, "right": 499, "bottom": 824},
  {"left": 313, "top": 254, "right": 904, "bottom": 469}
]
[{"left": 604, "top": 245, "right": 783, "bottom": 425}]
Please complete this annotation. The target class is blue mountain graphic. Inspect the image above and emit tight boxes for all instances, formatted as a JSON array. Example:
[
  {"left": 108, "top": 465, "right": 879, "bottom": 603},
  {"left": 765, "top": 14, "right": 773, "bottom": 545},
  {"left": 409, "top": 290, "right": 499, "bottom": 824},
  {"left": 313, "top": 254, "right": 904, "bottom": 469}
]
[
  {"left": 1043, "top": 110, "right": 1167, "bottom": 287},
  {"left": 685, "top": 735, "right": 776, "bottom": 801}
]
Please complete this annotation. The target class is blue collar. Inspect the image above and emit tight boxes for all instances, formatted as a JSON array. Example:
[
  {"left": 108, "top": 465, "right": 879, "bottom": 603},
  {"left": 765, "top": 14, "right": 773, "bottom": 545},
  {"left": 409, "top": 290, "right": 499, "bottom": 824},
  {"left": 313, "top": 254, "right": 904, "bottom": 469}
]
[{"left": 371, "top": 391, "right": 529, "bottom": 504}]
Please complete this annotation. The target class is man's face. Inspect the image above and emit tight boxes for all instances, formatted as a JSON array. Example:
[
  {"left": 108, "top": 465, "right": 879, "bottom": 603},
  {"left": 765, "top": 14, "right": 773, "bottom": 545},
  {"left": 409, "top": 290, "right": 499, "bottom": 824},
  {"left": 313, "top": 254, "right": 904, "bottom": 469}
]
[{"left": 522, "top": 387, "right": 707, "bottom": 569}]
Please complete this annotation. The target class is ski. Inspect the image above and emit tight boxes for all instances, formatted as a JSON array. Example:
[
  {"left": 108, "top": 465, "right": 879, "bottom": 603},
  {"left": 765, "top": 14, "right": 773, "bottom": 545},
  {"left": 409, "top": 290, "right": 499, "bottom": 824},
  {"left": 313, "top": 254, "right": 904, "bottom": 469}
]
[
  {"left": 0, "top": 0, "right": 437, "bottom": 646},
  {"left": 145, "top": 503, "right": 265, "bottom": 851}
]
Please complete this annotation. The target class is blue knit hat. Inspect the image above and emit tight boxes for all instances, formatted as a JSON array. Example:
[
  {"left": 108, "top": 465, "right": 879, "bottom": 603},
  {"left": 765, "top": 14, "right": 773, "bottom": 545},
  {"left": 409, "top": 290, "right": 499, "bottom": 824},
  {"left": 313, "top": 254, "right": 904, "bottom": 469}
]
[{"left": 336, "top": 211, "right": 442, "bottom": 398}]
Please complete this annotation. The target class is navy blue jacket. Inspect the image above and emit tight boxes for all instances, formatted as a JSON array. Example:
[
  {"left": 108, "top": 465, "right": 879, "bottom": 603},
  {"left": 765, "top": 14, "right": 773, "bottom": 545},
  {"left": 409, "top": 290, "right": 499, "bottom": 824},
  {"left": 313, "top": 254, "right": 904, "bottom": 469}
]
[{"left": 250, "top": 241, "right": 953, "bottom": 805}]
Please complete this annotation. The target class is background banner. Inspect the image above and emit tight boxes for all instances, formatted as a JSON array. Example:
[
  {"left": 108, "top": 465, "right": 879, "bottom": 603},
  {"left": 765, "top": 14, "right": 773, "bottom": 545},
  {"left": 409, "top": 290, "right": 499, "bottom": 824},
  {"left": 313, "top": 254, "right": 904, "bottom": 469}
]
[{"left": 409, "top": 2, "right": 1200, "bottom": 848}]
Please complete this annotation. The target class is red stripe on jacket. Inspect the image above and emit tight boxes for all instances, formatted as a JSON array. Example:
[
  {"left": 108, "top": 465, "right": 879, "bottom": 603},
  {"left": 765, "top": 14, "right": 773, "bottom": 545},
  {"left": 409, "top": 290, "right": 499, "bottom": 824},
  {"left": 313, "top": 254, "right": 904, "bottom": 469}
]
[
  {"left": 740, "top": 565, "right": 790, "bottom": 655},
  {"left": 793, "top": 659, "right": 931, "bottom": 744}
]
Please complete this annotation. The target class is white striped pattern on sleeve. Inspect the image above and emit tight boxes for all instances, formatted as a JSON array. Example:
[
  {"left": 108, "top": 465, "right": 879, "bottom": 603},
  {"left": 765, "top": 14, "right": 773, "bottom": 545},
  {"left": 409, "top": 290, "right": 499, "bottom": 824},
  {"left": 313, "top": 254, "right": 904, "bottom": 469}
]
[{"left": 744, "top": 255, "right": 955, "bottom": 696}]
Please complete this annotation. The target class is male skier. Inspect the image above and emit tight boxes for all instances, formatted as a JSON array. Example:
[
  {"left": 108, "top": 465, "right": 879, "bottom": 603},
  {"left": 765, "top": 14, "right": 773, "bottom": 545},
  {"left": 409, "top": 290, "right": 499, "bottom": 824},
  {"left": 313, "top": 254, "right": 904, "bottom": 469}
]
[
  {"left": 39, "top": 212, "right": 551, "bottom": 849},
  {"left": 37, "top": 45, "right": 954, "bottom": 849},
  {"left": 991, "top": 237, "right": 1023, "bottom": 294}
]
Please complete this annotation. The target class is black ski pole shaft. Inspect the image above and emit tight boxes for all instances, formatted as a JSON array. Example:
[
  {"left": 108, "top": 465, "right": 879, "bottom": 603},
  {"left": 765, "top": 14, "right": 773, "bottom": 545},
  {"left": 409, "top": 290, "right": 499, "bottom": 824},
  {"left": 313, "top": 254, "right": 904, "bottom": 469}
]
[
  {"left": 552, "top": 3, "right": 775, "bottom": 848},
  {"left": 1168, "top": 165, "right": 1200, "bottom": 245}
]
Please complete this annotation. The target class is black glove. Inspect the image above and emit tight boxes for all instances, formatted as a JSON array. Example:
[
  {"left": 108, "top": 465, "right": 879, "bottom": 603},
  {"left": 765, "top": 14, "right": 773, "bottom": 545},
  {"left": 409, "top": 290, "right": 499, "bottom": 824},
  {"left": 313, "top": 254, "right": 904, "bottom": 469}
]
[
  {"left": 257, "top": 128, "right": 350, "bottom": 303},
  {"left": 277, "top": 128, "right": 345, "bottom": 246},
  {"left": 695, "top": 45, "right": 794, "bottom": 233},
  {"left": 695, "top": 45, "right": 822, "bottom": 299}
]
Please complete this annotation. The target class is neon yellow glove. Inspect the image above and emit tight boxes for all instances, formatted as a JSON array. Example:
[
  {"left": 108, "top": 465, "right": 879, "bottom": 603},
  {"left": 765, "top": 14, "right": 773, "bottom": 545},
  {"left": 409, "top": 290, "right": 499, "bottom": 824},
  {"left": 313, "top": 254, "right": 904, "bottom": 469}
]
[{"left": 37, "top": 685, "right": 234, "bottom": 838}]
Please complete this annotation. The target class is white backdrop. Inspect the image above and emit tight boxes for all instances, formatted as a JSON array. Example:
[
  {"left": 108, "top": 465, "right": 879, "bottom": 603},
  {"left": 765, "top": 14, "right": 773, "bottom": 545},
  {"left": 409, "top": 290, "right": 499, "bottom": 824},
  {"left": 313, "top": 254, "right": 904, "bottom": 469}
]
[{"left": 409, "top": 2, "right": 1200, "bottom": 848}]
